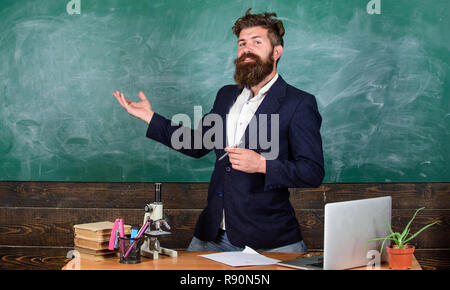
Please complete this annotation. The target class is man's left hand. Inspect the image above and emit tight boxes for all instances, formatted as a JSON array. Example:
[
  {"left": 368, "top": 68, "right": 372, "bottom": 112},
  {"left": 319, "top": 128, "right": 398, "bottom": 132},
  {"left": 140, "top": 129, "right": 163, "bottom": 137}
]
[{"left": 225, "top": 147, "right": 266, "bottom": 174}]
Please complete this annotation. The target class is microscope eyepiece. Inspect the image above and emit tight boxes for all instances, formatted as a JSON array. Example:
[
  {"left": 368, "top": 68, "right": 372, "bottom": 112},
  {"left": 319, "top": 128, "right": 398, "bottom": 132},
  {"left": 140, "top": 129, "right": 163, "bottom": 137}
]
[{"left": 155, "top": 183, "right": 161, "bottom": 203}]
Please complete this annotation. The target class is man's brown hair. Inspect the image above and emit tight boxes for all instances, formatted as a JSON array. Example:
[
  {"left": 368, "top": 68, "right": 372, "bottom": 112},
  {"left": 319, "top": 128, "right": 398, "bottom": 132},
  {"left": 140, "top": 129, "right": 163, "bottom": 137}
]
[{"left": 232, "top": 8, "right": 285, "bottom": 48}]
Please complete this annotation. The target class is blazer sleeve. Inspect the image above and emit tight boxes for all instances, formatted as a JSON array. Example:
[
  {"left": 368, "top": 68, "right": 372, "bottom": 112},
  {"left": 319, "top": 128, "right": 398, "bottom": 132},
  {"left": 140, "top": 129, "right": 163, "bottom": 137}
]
[
  {"left": 145, "top": 88, "right": 223, "bottom": 159},
  {"left": 264, "top": 94, "right": 325, "bottom": 189}
]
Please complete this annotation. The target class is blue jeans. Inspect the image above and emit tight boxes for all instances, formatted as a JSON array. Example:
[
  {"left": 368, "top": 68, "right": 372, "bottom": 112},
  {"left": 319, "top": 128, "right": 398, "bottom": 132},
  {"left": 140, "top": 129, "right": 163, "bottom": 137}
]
[{"left": 187, "top": 230, "right": 308, "bottom": 252}]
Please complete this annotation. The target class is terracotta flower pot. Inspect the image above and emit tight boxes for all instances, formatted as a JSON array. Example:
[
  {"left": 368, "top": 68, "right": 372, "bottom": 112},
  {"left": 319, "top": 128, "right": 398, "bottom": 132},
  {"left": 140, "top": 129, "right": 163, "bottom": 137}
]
[{"left": 387, "top": 245, "right": 415, "bottom": 270}]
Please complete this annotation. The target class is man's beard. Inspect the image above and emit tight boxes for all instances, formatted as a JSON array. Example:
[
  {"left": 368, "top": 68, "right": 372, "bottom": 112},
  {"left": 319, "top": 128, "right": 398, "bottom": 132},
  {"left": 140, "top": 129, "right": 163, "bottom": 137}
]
[{"left": 233, "top": 51, "right": 274, "bottom": 89}]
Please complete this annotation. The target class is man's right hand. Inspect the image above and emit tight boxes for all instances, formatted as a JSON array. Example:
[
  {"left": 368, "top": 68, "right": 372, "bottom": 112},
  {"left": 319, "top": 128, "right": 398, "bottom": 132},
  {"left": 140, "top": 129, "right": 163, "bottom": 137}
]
[{"left": 113, "top": 91, "right": 154, "bottom": 124}]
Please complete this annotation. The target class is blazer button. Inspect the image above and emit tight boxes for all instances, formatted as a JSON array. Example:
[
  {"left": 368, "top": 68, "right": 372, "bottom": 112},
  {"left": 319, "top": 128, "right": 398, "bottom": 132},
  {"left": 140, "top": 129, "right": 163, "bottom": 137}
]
[
  {"left": 218, "top": 192, "right": 223, "bottom": 197},
  {"left": 226, "top": 166, "right": 231, "bottom": 173}
]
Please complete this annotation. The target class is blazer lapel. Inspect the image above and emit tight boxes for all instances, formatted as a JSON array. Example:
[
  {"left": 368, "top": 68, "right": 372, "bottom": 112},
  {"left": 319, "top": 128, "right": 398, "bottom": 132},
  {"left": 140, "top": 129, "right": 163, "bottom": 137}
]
[
  {"left": 243, "top": 75, "right": 288, "bottom": 149},
  {"left": 216, "top": 75, "right": 288, "bottom": 152},
  {"left": 253, "top": 75, "right": 287, "bottom": 118}
]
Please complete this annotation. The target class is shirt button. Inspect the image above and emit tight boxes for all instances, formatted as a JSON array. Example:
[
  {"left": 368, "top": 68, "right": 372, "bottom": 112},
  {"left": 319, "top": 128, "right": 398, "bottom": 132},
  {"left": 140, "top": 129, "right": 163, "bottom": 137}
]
[{"left": 226, "top": 166, "right": 231, "bottom": 172}]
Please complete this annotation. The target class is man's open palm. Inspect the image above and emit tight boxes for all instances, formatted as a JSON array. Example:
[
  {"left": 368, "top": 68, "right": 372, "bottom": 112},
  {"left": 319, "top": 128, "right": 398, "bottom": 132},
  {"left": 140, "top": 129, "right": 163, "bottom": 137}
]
[{"left": 113, "top": 91, "right": 154, "bottom": 124}]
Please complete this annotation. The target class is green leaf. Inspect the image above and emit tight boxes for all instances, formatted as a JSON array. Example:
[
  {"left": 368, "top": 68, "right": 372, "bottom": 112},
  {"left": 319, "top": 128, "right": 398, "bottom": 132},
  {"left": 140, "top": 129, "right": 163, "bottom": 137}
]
[
  {"left": 379, "top": 237, "right": 394, "bottom": 256},
  {"left": 404, "top": 227, "right": 411, "bottom": 241},
  {"left": 403, "top": 220, "right": 440, "bottom": 244},
  {"left": 400, "top": 207, "right": 425, "bottom": 242},
  {"left": 381, "top": 218, "right": 403, "bottom": 246},
  {"left": 364, "top": 234, "right": 396, "bottom": 255},
  {"left": 366, "top": 237, "right": 394, "bottom": 243},
  {"left": 399, "top": 225, "right": 410, "bottom": 246},
  {"left": 392, "top": 232, "right": 402, "bottom": 246},
  {"left": 384, "top": 218, "right": 395, "bottom": 235}
]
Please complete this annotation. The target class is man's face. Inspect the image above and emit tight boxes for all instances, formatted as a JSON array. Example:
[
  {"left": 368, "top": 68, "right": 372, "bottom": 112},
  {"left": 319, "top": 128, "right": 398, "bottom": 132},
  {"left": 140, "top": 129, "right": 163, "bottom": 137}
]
[
  {"left": 234, "top": 26, "right": 278, "bottom": 88},
  {"left": 237, "top": 26, "right": 275, "bottom": 63}
]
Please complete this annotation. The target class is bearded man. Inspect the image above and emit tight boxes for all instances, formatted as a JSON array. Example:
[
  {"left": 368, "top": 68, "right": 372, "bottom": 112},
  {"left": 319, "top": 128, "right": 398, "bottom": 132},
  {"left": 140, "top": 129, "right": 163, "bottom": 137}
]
[{"left": 113, "top": 9, "right": 324, "bottom": 252}]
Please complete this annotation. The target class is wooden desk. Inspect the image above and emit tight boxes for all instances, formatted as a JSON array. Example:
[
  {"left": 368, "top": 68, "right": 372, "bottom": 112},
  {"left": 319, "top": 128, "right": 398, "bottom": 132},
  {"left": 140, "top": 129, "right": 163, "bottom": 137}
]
[{"left": 62, "top": 251, "right": 422, "bottom": 270}]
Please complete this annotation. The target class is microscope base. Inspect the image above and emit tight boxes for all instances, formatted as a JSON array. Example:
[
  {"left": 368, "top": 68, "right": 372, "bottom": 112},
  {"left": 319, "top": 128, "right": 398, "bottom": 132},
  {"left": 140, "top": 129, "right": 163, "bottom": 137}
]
[{"left": 141, "top": 247, "right": 178, "bottom": 260}]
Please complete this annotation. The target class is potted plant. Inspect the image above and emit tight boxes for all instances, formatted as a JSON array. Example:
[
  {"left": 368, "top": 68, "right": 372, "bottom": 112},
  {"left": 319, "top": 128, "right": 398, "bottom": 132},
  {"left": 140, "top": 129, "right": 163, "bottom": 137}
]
[{"left": 365, "top": 207, "right": 440, "bottom": 270}]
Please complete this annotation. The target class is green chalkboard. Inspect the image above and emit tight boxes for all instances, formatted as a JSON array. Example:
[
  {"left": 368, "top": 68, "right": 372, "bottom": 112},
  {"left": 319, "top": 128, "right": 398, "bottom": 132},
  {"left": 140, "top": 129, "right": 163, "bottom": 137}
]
[{"left": 0, "top": 0, "right": 449, "bottom": 182}]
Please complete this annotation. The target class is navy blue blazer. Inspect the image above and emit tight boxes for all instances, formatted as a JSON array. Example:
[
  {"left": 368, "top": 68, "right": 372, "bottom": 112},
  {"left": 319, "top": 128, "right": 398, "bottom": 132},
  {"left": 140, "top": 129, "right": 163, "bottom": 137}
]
[{"left": 146, "top": 75, "right": 324, "bottom": 249}]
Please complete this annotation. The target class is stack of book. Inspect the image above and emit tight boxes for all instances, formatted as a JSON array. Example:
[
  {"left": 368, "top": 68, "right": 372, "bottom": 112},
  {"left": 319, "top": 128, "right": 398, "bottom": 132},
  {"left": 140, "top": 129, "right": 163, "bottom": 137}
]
[{"left": 73, "top": 221, "right": 131, "bottom": 261}]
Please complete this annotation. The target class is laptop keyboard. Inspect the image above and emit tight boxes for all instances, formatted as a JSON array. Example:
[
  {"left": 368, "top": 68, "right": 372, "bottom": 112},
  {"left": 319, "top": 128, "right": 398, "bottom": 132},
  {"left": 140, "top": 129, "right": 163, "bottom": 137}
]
[
  {"left": 307, "top": 256, "right": 324, "bottom": 268},
  {"left": 308, "top": 262, "right": 324, "bottom": 268}
]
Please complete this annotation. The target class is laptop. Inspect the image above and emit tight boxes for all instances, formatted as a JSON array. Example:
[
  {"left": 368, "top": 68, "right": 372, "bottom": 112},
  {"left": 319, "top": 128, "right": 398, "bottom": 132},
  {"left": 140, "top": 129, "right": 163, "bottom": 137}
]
[{"left": 278, "top": 196, "right": 392, "bottom": 270}]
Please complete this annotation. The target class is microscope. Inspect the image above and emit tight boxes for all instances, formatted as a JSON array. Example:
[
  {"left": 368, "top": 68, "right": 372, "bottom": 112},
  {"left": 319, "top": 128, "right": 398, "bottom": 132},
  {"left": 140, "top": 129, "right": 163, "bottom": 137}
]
[{"left": 140, "top": 183, "right": 178, "bottom": 260}]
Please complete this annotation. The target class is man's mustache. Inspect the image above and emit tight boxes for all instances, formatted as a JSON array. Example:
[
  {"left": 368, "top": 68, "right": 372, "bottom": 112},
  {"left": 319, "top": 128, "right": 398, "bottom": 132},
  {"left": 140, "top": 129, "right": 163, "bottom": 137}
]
[{"left": 235, "top": 53, "right": 261, "bottom": 64}]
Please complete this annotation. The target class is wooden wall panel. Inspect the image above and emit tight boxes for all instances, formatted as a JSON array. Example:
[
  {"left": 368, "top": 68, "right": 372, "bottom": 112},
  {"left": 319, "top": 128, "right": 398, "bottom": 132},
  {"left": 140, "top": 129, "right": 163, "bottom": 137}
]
[
  {"left": 0, "top": 246, "right": 71, "bottom": 270},
  {"left": 0, "top": 182, "right": 209, "bottom": 209}
]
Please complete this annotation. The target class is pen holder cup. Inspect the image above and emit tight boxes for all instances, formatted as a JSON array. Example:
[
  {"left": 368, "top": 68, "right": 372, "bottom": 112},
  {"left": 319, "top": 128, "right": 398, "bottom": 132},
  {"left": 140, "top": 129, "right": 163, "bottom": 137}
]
[{"left": 119, "top": 236, "right": 145, "bottom": 264}]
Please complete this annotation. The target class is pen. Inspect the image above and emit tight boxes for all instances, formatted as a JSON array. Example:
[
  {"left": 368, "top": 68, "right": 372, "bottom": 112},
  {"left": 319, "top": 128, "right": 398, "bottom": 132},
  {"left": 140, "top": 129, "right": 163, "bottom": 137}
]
[
  {"left": 119, "top": 219, "right": 125, "bottom": 256},
  {"left": 130, "top": 228, "right": 138, "bottom": 243},
  {"left": 123, "top": 221, "right": 150, "bottom": 258},
  {"left": 218, "top": 141, "right": 244, "bottom": 161},
  {"left": 108, "top": 219, "right": 119, "bottom": 251}
]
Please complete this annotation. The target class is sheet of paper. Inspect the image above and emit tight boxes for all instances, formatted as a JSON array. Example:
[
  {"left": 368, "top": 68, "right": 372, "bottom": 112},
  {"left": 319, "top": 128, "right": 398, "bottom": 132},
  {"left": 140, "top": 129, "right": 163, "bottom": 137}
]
[{"left": 198, "top": 246, "right": 281, "bottom": 267}]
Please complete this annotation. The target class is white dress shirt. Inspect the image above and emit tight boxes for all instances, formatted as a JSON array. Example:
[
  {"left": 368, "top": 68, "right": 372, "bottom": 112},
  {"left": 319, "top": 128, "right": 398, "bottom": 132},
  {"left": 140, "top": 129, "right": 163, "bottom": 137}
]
[{"left": 220, "top": 73, "right": 279, "bottom": 230}]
